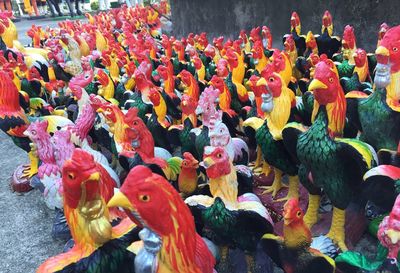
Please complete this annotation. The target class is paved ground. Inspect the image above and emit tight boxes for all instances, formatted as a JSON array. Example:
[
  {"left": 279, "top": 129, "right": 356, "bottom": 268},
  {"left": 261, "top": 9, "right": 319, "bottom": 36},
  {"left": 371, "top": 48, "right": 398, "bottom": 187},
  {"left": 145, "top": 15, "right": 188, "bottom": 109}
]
[
  {"left": 0, "top": 17, "right": 78, "bottom": 273},
  {"left": 0, "top": 131, "right": 65, "bottom": 273}
]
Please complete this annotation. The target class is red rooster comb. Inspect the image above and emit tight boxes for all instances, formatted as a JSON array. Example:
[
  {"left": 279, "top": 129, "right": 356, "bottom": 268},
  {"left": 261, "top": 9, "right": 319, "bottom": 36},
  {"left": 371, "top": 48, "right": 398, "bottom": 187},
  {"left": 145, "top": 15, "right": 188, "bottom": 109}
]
[{"left": 67, "top": 149, "right": 96, "bottom": 171}]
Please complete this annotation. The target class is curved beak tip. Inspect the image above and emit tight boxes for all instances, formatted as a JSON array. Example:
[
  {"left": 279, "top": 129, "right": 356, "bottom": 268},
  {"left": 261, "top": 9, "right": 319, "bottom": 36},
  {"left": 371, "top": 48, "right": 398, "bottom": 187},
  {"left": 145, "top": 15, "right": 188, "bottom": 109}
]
[
  {"left": 375, "top": 46, "right": 389, "bottom": 57},
  {"left": 256, "top": 77, "right": 268, "bottom": 87},
  {"left": 87, "top": 172, "right": 101, "bottom": 181},
  {"left": 308, "top": 79, "right": 327, "bottom": 91},
  {"left": 107, "top": 191, "right": 133, "bottom": 210}
]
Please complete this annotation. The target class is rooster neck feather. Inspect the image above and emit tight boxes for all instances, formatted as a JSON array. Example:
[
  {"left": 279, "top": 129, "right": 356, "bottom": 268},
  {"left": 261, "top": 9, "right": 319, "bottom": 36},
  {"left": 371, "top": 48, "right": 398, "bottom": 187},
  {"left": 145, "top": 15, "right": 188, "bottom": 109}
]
[
  {"left": 153, "top": 182, "right": 204, "bottom": 273},
  {"left": 283, "top": 221, "right": 312, "bottom": 249},
  {"left": 387, "top": 71, "right": 400, "bottom": 106},
  {"left": 312, "top": 86, "right": 346, "bottom": 137},
  {"left": 0, "top": 72, "right": 22, "bottom": 114},
  {"left": 266, "top": 86, "right": 294, "bottom": 138},
  {"left": 209, "top": 162, "right": 238, "bottom": 206}
]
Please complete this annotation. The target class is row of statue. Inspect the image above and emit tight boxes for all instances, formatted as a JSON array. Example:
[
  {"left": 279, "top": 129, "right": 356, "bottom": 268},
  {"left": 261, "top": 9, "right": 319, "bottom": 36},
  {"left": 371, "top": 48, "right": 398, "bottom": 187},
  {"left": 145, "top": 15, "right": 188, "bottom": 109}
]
[{"left": 0, "top": 3, "right": 399, "bottom": 273}]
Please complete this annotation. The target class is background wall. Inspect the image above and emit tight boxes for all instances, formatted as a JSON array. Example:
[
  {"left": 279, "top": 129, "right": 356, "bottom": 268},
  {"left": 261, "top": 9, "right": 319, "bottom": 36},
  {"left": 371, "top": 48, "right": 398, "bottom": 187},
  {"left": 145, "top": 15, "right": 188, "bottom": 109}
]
[{"left": 170, "top": 0, "right": 400, "bottom": 52}]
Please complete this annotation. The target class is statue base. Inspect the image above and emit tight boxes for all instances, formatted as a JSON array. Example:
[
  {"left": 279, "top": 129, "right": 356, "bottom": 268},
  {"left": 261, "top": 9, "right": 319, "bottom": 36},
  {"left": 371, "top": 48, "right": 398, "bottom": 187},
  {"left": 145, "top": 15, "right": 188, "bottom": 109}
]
[{"left": 10, "top": 165, "right": 33, "bottom": 193}]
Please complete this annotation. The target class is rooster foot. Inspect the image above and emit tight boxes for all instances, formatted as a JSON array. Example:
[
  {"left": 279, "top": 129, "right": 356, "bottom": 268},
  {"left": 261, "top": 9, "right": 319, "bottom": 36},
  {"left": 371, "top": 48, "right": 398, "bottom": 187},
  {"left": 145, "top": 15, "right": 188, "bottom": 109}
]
[
  {"left": 21, "top": 151, "right": 39, "bottom": 178},
  {"left": 326, "top": 207, "right": 348, "bottom": 251},
  {"left": 304, "top": 194, "right": 321, "bottom": 228},
  {"left": 21, "top": 165, "right": 38, "bottom": 178},
  {"left": 275, "top": 176, "right": 299, "bottom": 202},
  {"left": 245, "top": 253, "right": 256, "bottom": 273},
  {"left": 259, "top": 181, "right": 286, "bottom": 198},
  {"left": 259, "top": 169, "right": 284, "bottom": 197}
]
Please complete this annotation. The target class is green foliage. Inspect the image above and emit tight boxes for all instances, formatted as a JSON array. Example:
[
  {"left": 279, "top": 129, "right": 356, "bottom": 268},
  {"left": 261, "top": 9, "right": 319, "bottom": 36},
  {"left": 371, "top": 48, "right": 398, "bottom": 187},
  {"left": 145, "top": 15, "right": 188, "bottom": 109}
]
[{"left": 90, "top": 1, "right": 99, "bottom": 11}]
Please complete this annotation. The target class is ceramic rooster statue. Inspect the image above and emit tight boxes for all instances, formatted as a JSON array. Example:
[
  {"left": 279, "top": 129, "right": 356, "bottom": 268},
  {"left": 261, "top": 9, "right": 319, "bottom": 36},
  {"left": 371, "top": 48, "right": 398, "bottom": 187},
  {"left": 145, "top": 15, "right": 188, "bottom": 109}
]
[
  {"left": 363, "top": 142, "right": 400, "bottom": 212},
  {"left": 37, "top": 149, "right": 138, "bottom": 273},
  {"left": 346, "top": 25, "right": 400, "bottom": 151},
  {"left": 282, "top": 59, "right": 377, "bottom": 250},
  {"left": 315, "top": 10, "right": 341, "bottom": 59},
  {"left": 378, "top": 192, "right": 400, "bottom": 272},
  {"left": 186, "top": 146, "right": 274, "bottom": 273},
  {"left": 0, "top": 70, "right": 71, "bottom": 191},
  {"left": 24, "top": 120, "right": 64, "bottom": 209},
  {"left": 209, "top": 110, "right": 249, "bottom": 165},
  {"left": 261, "top": 198, "right": 336, "bottom": 273},
  {"left": 107, "top": 165, "right": 217, "bottom": 273},
  {"left": 243, "top": 69, "right": 299, "bottom": 201}
]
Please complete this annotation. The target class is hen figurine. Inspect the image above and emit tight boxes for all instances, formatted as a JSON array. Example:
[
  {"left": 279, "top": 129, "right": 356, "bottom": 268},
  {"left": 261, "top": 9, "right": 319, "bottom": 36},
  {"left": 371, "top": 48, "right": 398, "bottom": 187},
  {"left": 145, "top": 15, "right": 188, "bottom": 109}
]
[
  {"left": 261, "top": 198, "right": 336, "bottom": 273},
  {"left": 108, "top": 165, "right": 216, "bottom": 273},
  {"left": 186, "top": 146, "right": 273, "bottom": 273}
]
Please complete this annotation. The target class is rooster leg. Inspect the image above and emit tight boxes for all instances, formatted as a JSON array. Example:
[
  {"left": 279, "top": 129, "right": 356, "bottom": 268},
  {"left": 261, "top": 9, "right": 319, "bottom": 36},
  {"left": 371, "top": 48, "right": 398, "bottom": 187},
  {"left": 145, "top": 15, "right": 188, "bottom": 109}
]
[
  {"left": 304, "top": 194, "right": 320, "bottom": 228},
  {"left": 21, "top": 151, "right": 39, "bottom": 178},
  {"left": 217, "top": 245, "right": 232, "bottom": 272},
  {"left": 251, "top": 147, "right": 263, "bottom": 173},
  {"left": 245, "top": 252, "right": 256, "bottom": 273},
  {"left": 259, "top": 169, "right": 286, "bottom": 197},
  {"left": 260, "top": 160, "right": 272, "bottom": 177},
  {"left": 326, "top": 207, "right": 348, "bottom": 251},
  {"left": 275, "top": 175, "right": 299, "bottom": 202}
]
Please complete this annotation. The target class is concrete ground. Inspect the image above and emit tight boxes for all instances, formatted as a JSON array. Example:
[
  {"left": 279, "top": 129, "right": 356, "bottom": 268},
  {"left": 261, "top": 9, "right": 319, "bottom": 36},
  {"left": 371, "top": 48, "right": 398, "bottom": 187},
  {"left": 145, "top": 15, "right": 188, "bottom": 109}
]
[
  {"left": 0, "top": 18, "right": 78, "bottom": 273},
  {"left": 0, "top": 131, "right": 65, "bottom": 273}
]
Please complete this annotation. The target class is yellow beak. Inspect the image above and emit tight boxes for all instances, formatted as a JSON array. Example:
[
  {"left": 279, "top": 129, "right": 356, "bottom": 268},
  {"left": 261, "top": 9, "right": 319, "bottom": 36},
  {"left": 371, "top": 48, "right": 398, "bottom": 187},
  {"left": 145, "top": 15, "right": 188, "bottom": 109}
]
[
  {"left": 256, "top": 77, "right": 268, "bottom": 87},
  {"left": 308, "top": 79, "right": 327, "bottom": 91},
  {"left": 107, "top": 191, "right": 134, "bottom": 211},
  {"left": 375, "top": 46, "right": 389, "bottom": 56},
  {"left": 387, "top": 229, "right": 400, "bottom": 244},
  {"left": 85, "top": 171, "right": 101, "bottom": 182},
  {"left": 201, "top": 157, "right": 215, "bottom": 168}
]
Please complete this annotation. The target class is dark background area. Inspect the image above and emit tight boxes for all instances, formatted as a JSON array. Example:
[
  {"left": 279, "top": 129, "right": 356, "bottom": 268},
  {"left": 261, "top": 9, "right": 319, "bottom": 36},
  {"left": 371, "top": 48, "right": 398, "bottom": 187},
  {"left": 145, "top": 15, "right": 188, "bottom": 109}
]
[{"left": 171, "top": 0, "right": 400, "bottom": 52}]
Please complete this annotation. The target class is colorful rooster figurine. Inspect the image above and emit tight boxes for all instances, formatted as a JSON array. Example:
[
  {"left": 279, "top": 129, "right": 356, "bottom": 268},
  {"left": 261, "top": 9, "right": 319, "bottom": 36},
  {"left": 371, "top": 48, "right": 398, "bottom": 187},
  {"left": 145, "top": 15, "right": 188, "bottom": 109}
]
[
  {"left": 37, "top": 149, "right": 138, "bottom": 273},
  {"left": 186, "top": 146, "right": 273, "bottom": 273},
  {"left": 377, "top": 194, "right": 400, "bottom": 272},
  {"left": 108, "top": 165, "right": 216, "bottom": 273},
  {"left": 283, "top": 59, "right": 377, "bottom": 250},
  {"left": 346, "top": 25, "right": 400, "bottom": 151},
  {"left": 262, "top": 198, "right": 336, "bottom": 273},
  {"left": 243, "top": 68, "right": 298, "bottom": 201}
]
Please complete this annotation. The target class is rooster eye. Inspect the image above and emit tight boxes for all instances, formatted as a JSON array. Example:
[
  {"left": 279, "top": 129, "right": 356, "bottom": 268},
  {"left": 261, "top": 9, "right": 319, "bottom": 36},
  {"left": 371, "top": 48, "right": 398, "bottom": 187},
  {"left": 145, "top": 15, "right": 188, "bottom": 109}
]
[
  {"left": 297, "top": 211, "right": 302, "bottom": 217},
  {"left": 183, "top": 161, "right": 188, "bottom": 166},
  {"left": 68, "top": 172, "right": 75, "bottom": 179},
  {"left": 139, "top": 194, "right": 150, "bottom": 202},
  {"left": 216, "top": 153, "right": 222, "bottom": 158},
  {"left": 328, "top": 77, "right": 334, "bottom": 83},
  {"left": 269, "top": 77, "right": 274, "bottom": 82},
  {"left": 133, "top": 121, "right": 138, "bottom": 125},
  {"left": 394, "top": 47, "right": 398, "bottom": 52},
  {"left": 31, "top": 130, "right": 37, "bottom": 135}
]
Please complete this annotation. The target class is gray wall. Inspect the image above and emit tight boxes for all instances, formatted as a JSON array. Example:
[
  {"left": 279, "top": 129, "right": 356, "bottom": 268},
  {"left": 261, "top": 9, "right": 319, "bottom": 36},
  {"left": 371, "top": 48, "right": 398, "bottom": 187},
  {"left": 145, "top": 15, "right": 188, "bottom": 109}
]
[{"left": 171, "top": 0, "right": 400, "bottom": 52}]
